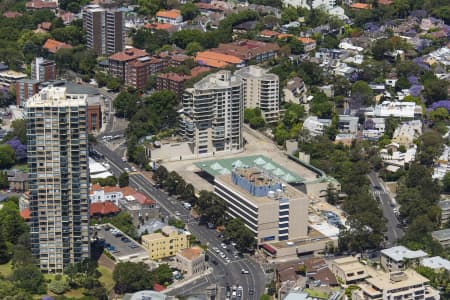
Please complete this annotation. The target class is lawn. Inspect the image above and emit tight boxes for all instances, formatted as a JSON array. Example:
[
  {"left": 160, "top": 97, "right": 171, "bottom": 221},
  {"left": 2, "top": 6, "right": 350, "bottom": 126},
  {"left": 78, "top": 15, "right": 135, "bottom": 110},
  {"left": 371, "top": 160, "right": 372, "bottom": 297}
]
[
  {"left": 0, "top": 261, "right": 13, "bottom": 277},
  {"left": 13, "top": 163, "right": 28, "bottom": 172},
  {"left": 303, "top": 288, "right": 329, "bottom": 299},
  {"left": 98, "top": 265, "right": 115, "bottom": 292}
]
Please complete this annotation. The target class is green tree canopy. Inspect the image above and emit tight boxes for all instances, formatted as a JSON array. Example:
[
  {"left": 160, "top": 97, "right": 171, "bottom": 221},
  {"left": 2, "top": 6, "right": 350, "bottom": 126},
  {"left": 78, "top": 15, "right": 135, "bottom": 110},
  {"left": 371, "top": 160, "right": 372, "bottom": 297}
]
[{"left": 113, "top": 262, "right": 155, "bottom": 294}]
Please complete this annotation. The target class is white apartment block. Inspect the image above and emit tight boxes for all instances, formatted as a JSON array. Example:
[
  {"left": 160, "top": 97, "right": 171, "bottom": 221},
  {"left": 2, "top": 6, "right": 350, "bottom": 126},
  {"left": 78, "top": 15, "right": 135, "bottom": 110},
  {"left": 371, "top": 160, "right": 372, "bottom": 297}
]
[
  {"left": 353, "top": 269, "right": 440, "bottom": 300},
  {"left": 26, "top": 86, "right": 90, "bottom": 273},
  {"left": 367, "top": 101, "right": 421, "bottom": 119},
  {"left": 214, "top": 167, "right": 309, "bottom": 243},
  {"left": 381, "top": 246, "right": 428, "bottom": 272},
  {"left": 235, "top": 66, "right": 280, "bottom": 124},
  {"left": 303, "top": 116, "right": 332, "bottom": 136},
  {"left": 180, "top": 70, "right": 243, "bottom": 155},
  {"left": 282, "top": 0, "right": 336, "bottom": 10}
]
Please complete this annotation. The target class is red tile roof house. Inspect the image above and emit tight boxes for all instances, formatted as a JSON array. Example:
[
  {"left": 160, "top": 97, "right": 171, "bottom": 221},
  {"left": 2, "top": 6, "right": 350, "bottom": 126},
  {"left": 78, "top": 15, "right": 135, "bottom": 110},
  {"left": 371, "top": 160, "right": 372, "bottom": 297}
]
[
  {"left": 43, "top": 39, "right": 72, "bottom": 54},
  {"left": 90, "top": 201, "right": 121, "bottom": 217},
  {"left": 26, "top": 0, "right": 57, "bottom": 11},
  {"left": 3, "top": 11, "right": 22, "bottom": 18}
]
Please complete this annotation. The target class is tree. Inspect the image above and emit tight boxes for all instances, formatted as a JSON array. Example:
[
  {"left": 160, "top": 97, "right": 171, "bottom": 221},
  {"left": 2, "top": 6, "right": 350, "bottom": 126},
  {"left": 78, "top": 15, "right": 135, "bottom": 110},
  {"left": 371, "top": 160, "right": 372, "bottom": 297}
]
[
  {"left": 0, "top": 171, "right": 8, "bottom": 189},
  {"left": 180, "top": 3, "right": 199, "bottom": 20},
  {"left": 154, "top": 166, "right": 169, "bottom": 186},
  {"left": 0, "top": 233, "right": 10, "bottom": 264},
  {"left": 153, "top": 264, "right": 173, "bottom": 285},
  {"left": 0, "top": 199, "right": 28, "bottom": 245},
  {"left": 49, "top": 279, "right": 70, "bottom": 294},
  {"left": 429, "top": 107, "right": 449, "bottom": 123},
  {"left": 92, "top": 176, "right": 117, "bottom": 187},
  {"left": 395, "top": 76, "right": 411, "bottom": 91},
  {"left": 5, "top": 137, "right": 26, "bottom": 161},
  {"left": 185, "top": 41, "right": 203, "bottom": 55},
  {"left": 418, "top": 131, "right": 444, "bottom": 166},
  {"left": 180, "top": 183, "right": 196, "bottom": 204},
  {"left": 244, "top": 108, "right": 266, "bottom": 129},
  {"left": 224, "top": 218, "right": 255, "bottom": 252},
  {"left": 113, "top": 262, "right": 155, "bottom": 294},
  {"left": 12, "top": 264, "right": 47, "bottom": 294},
  {"left": 0, "top": 144, "right": 15, "bottom": 169},
  {"left": 119, "top": 172, "right": 129, "bottom": 187},
  {"left": 351, "top": 81, "right": 374, "bottom": 106},
  {"left": 423, "top": 79, "right": 449, "bottom": 104},
  {"left": 442, "top": 173, "right": 450, "bottom": 194},
  {"left": 113, "top": 91, "right": 139, "bottom": 119}
]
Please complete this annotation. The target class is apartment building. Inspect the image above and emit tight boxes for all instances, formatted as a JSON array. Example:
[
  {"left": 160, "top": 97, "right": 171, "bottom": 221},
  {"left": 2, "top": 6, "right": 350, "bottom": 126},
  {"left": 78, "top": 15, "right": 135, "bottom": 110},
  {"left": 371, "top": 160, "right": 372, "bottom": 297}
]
[
  {"left": 195, "top": 40, "right": 279, "bottom": 68},
  {"left": 108, "top": 47, "right": 148, "bottom": 81},
  {"left": 214, "top": 166, "right": 309, "bottom": 243},
  {"left": 431, "top": 228, "right": 450, "bottom": 248},
  {"left": 282, "top": 0, "right": 336, "bottom": 9},
  {"left": 141, "top": 226, "right": 189, "bottom": 260},
  {"left": 180, "top": 70, "right": 244, "bottom": 154},
  {"left": 16, "top": 79, "right": 40, "bottom": 107},
  {"left": 125, "top": 56, "right": 166, "bottom": 89},
  {"left": 338, "top": 115, "right": 359, "bottom": 134},
  {"left": 83, "top": 5, "right": 125, "bottom": 55},
  {"left": 381, "top": 246, "right": 428, "bottom": 272},
  {"left": 303, "top": 116, "right": 332, "bottom": 136},
  {"left": 438, "top": 200, "right": 450, "bottom": 225},
  {"left": 31, "top": 57, "right": 56, "bottom": 81},
  {"left": 235, "top": 66, "right": 280, "bottom": 124},
  {"left": 283, "top": 77, "right": 308, "bottom": 105},
  {"left": 352, "top": 270, "right": 440, "bottom": 300},
  {"left": 156, "top": 66, "right": 211, "bottom": 97},
  {"left": 26, "top": 86, "right": 90, "bottom": 273}
]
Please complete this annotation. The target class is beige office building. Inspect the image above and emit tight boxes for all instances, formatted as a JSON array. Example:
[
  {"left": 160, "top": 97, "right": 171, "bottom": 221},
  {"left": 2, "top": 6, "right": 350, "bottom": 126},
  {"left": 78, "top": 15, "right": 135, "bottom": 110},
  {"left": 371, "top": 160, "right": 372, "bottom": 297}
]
[
  {"left": 353, "top": 269, "right": 440, "bottom": 300},
  {"left": 180, "top": 70, "right": 243, "bottom": 155},
  {"left": 141, "top": 226, "right": 189, "bottom": 260},
  {"left": 175, "top": 247, "right": 207, "bottom": 277},
  {"left": 235, "top": 66, "right": 280, "bottom": 124},
  {"left": 214, "top": 167, "right": 308, "bottom": 244},
  {"left": 330, "top": 256, "right": 369, "bottom": 284}
]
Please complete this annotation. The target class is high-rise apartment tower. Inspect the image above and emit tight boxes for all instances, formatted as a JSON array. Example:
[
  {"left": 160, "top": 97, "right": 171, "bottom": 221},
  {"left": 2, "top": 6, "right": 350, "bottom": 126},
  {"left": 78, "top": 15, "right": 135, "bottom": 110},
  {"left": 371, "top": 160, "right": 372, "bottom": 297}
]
[
  {"left": 26, "top": 86, "right": 90, "bottom": 273},
  {"left": 82, "top": 4, "right": 125, "bottom": 55},
  {"left": 180, "top": 70, "right": 243, "bottom": 154}
]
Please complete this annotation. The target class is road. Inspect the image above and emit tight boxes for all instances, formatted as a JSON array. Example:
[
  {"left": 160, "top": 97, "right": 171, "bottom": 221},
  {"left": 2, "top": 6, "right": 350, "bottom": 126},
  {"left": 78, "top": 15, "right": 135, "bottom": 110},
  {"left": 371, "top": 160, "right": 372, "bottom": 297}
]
[
  {"left": 368, "top": 172, "right": 404, "bottom": 247},
  {"left": 93, "top": 142, "right": 267, "bottom": 299}
]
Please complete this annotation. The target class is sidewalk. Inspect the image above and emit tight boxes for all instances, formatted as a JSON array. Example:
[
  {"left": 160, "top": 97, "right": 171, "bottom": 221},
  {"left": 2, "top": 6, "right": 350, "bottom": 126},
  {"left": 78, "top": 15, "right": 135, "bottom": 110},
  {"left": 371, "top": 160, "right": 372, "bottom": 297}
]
[{"left": 163, "top": 267, "right": 213, "bottom": 293}]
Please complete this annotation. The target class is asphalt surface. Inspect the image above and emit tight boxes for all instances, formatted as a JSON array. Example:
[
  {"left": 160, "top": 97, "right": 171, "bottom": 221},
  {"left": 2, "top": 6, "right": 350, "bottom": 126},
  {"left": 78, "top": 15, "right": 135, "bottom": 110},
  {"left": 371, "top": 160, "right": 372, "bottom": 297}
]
[
  {"left": 368, "top": 172, "right": 404, "bottom": 247},
  {"left": 93, "top": 141, "right": 267, "bottom": 299}
]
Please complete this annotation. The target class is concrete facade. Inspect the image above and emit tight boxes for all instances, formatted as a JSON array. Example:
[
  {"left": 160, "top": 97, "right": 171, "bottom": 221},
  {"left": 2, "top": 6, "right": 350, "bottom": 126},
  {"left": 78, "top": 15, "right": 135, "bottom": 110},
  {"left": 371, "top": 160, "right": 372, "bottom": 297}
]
[
  {"left": 26, "top": 86, "right": 90, "bottom": 273},
  {"left": 235, "top": 66, "right": 280, "bottom": 124},
  {"left": 180, "top": 70, "right": 244, "bottom": 155},
  {"left": 141, "top": 226, "right": 189, "bottom": 259},
  {"left": 214, "top": 166, "right": 308, "bottom": 244}
]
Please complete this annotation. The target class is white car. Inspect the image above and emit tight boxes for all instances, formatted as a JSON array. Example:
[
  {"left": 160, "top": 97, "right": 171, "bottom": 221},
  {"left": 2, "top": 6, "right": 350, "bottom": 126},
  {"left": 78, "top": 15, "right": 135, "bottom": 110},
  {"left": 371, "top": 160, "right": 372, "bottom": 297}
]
[
  {"left": 225, "top": 258, "right": 231, "bottom": 263},
  {"left": 124, "top": 167, "right": 130, "bottom": 172},
  {"left": 231, "top": 241, "right": 237, "bottom": 246},
  {"left": 175, "top": 211, "right": 181, "bottom": 216},
  {"left": 221, "top": 243, "right": 227, "bottom": 249},
  {"left": 131, "top": 166, "right": 137, "bottom": 172},
  {"left": 220, "top": 253, "right": 226, "bottom": 258},
  {"left": 241, "top": 269, "right": 249, "bottom": 274}
]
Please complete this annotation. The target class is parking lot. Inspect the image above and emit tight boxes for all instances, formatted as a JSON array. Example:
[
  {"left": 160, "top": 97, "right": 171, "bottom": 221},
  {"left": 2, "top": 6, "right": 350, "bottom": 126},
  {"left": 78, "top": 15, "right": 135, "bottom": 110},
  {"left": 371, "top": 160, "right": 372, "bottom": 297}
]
[{"left": 95, "top": 224, "right": 151, "bottom": 263}]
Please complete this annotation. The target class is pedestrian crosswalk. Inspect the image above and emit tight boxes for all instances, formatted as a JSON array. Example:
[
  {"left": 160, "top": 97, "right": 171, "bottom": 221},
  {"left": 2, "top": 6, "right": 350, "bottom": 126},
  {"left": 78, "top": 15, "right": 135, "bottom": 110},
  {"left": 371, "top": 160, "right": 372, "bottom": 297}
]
[{"left": 372, "top": 191, "right": 388, "bottom": 196}]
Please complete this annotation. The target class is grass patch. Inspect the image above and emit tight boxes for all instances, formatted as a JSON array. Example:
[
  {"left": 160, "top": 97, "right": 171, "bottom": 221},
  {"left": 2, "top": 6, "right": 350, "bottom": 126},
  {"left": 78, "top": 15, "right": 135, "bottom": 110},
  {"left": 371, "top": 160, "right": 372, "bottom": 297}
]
[
  {"left": 98, "top": 266, "right": 114, "bottom": 292},
  {"left": 303, "top": 288, "right": 329, "bottom": 299},
  {"left": 13, "top": 164, "right": 28, "bottom": 172},
  {"left": 63, "top": 288, "right": 85, "bottom": 298},
  {"left": 0, "top": 261, "right": 13, "bottom": 277}
]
